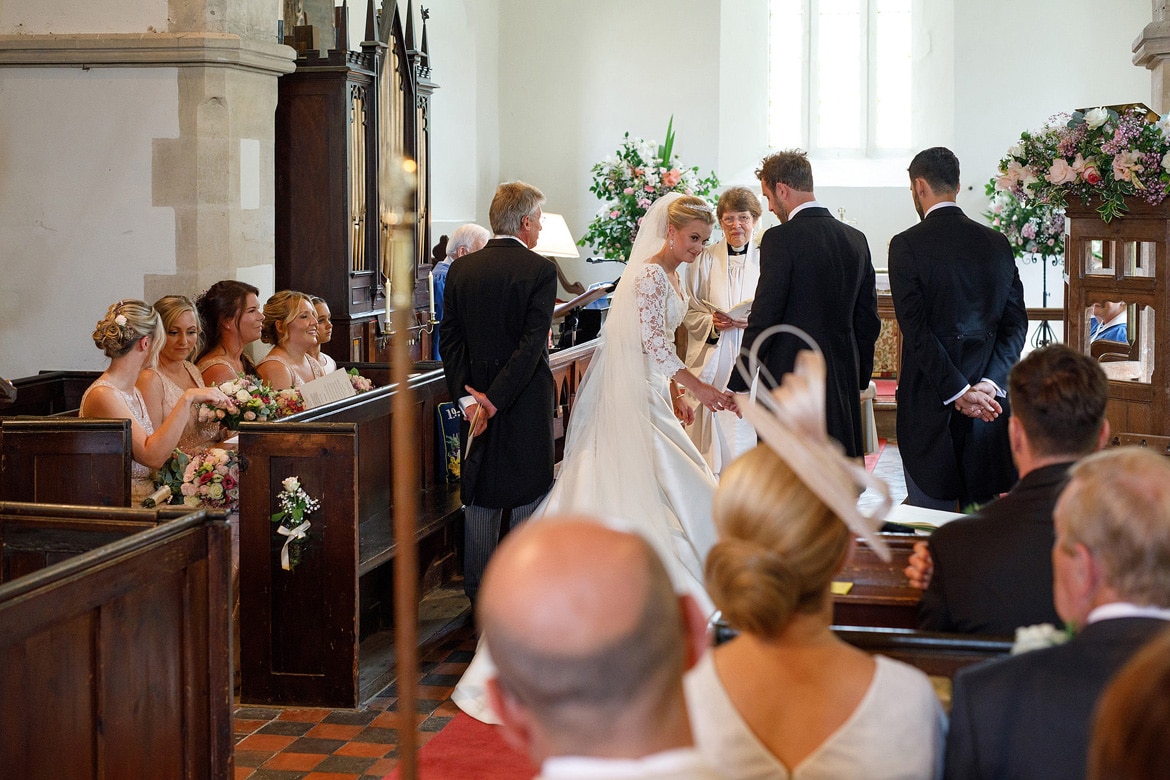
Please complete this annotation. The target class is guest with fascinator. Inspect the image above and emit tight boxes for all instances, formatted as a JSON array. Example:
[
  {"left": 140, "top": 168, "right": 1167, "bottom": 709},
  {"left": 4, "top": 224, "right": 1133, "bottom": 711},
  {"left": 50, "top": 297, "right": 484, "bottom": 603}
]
[
  {"left": 81, "top": 299, "right": 231, "bottom": 504},
  {"left": 195, "top": 280, "right": 264, "bottom": 385},
  {"left": 686, "top": 328, "right": 944, "bottom": 779}
]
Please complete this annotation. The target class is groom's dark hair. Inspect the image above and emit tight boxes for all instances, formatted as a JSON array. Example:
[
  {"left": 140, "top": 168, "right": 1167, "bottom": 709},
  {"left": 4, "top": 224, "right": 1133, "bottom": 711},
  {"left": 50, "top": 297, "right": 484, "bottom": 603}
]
[
  {"left": 908, "top": 147, "right": 960, "bottom": 194},
  {"left": 756, "top": 150, "right": 814, "bottom": 192}
]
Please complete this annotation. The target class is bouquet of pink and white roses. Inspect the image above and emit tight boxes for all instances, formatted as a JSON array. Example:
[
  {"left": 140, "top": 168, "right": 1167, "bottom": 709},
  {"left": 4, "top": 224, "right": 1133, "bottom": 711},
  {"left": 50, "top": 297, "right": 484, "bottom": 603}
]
[
  {"left": 179, "top": 447, "right": 240, "bottom": 511},
  {"left": 347, "top": 368, "right": 374, "bottom": 393},
  {"left": 197, "top": 375, "right": 280, "bottom": 430},
  {"left": 994, "top": 104, "right": 1170, "bottom": 222}
]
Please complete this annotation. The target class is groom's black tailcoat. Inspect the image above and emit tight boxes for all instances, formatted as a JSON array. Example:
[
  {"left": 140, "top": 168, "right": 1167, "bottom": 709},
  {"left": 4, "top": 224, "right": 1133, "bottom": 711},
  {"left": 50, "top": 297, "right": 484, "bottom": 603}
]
[
  {"left": 440, "top": 238, "right": 557, "bottom": 508},
  {"left": 729, "top": 207, "right": 880, "bottom": 459},
  {"left": 889, "top": 206, "right": 1027, "bottom": 503}
]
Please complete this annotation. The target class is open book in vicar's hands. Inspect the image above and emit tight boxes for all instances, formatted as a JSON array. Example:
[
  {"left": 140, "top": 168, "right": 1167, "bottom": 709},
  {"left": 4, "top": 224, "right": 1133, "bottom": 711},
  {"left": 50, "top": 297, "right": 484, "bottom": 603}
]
[{"left": 703, "top": 297, "right": 753, "bottom": 320}]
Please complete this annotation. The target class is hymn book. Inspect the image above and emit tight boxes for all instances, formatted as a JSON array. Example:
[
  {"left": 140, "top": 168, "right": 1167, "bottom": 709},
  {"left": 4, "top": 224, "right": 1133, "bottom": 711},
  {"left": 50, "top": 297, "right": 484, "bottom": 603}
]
[{"left": 703, "top": 297, "right": 753, "bottom": 320}]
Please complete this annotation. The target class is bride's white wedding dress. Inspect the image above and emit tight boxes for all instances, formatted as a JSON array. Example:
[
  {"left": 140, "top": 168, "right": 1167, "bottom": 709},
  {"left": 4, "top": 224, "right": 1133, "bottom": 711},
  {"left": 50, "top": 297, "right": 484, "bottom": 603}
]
[{"left": 452, "top": 193, "right": 719, "bottom": 723}]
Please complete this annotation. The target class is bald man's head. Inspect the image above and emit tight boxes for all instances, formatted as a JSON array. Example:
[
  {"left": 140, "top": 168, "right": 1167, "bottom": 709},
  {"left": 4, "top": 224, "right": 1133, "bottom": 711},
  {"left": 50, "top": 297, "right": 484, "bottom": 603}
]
[{"left": 479, "top": 517, "right": 688, "bottom": 744}]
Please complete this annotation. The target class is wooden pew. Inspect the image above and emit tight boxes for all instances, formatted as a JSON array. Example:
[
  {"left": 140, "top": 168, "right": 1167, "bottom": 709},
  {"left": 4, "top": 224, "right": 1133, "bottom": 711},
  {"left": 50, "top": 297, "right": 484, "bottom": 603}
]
[
  {"left": 834, "top": 626, "right": 1013, "bottom": 681},
  {"left": 0, "top": 502, "right": 233, "bottom": 778},
  {"left": 832, "top": 534, "right": 921, "bottom": 629},
  {"left": 0, "top": 418, "right": 132, "bottom": 506},
  {"left": 0, "top": 370, "right": 100, "bottom": 417},
  {"left": 239, "top": 342, "right": 599, "bottom": 708}
]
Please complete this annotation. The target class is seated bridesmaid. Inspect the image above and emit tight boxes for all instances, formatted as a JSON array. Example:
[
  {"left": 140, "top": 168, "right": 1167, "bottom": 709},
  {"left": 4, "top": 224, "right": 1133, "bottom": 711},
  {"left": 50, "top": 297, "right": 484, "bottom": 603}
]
[
  {"left": 80, "top": 300, "right": 230, "bottom": 504},
  {"left": 686, "top": 354, "right": 944, "bottom": 780},
  {"left": 136, "top": 295, "right": 226, "bottom": 454},
  {"left": 195, "top": 280, "right": 264, "bottom": 385},
  {"left": 256, "top": 290, "right": 325, "bottom": 390},
  {"left": 308, "top": 296, "right": 338, "bottom": 373}
]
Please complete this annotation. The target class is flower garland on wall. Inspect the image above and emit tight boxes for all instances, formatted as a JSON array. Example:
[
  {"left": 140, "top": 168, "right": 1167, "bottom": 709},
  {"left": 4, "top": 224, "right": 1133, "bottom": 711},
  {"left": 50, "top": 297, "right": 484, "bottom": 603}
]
[
  {"left": 994, "top": 104, "right": 1170, "bottom": 222},
  {"left": 581, "top": 117, "right": 719, "bottom": 263}
]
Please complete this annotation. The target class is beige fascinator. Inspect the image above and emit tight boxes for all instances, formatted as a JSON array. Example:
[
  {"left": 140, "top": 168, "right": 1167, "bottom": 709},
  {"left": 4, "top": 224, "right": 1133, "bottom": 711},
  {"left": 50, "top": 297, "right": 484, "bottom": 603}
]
[{"left": 734, "top": 325, "right": 892, "bottom": 562}]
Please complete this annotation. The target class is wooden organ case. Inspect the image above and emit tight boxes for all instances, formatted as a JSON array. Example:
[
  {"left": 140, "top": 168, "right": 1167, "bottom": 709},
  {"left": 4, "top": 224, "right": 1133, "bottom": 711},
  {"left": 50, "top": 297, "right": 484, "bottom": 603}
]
[{"left": 275, "top": 1, "right": 437, "bottom": 363}]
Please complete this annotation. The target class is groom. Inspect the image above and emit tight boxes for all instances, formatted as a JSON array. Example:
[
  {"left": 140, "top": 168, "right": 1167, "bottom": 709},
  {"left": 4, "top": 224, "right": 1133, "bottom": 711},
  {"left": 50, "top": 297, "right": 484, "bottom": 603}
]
[
  {"left": 729, "top": 150, "right": 880, "bottom": 459},
  {"left": 440, "top": 181, "right": 558, "bottom": 603}
]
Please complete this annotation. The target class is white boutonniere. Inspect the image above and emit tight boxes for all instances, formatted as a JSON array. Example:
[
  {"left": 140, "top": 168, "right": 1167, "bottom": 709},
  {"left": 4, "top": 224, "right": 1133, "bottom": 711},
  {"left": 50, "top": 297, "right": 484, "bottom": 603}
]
[{"left": 1011, "top": 623, "right": 1073, "bottom": 654}]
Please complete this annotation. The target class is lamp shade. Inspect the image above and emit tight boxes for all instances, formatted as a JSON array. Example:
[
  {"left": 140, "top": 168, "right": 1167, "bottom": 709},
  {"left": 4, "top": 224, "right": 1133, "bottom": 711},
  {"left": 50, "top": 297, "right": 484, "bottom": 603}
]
[{"left": 533, "top": 213, "right": 580, "bottom": 258}]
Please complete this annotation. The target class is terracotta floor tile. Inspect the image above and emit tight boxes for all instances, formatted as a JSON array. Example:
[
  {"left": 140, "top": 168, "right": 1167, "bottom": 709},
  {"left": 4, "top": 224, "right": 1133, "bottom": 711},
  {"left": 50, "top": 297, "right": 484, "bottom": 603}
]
[
  {"left": 234, "top": 718, "right": 270, "bottom": 734},
  {"left": 431, "top": 662, "right": 469, "bottom": 675},
  {"left": 416, "top": 730, "right": 439, "bottom": 747},
  {"left": 263, "top": 751, "right": 327, "bottom": 772},
  {"left": 370, "top": 711, "right": 404, "bottom": 730},
  {"left": 234, "top": 767, "right": 254, "bottom": 780},
  {"left": 302, "top": 773, "right": 360, "bottom": 780},
  {"left": 334, "top": 741, "right": 393, "bottom": 759},
  {"left": 277, "top": 707, "right": 333, "bottom": 723},
  {"left": 432, "top": 700, "right": 462, "bottom": 718},
  {"left": 305, "top": 723, "right": 364, "bottom": 741},
  {"left": 363, "top": 758, "right": 397, "bottom": 776},
  {"left": 235, "top": 749, "right": 276, "bottom": 768},
  {"left": 236, "top": 733, "right": 297, "bottom": 753},
  {"left": 416, "top": 685, "right": 454, "bottom": 700}
]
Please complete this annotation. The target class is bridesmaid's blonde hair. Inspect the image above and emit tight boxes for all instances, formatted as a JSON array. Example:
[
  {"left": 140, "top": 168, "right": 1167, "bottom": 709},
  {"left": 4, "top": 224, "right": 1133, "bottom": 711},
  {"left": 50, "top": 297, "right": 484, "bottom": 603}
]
[
  {"left": 707, "top": 444, "right": 851, "bottom": 637},
  {"left": 92, "top": 299, "right": 163, "bottom": 362},
  {"left": 260, "top": 290, "right": 313, "bottom": 346},
  {"left": 153, "top": 294, "right": 203, "bottom": 363}
]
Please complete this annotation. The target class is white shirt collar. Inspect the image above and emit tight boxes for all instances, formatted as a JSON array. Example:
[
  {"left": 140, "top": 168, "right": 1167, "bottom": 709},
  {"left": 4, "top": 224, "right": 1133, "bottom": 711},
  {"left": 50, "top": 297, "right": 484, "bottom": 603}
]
[
  {"left": 925, "top": 201, "right": 959, "bottom": 217},
  {"left": 1087, "top": 602, "right": 1170, "bottom": 625},
  {"left": 1099, "top": 310, "right": 1127, "bottom": 330},
  {"left": 540, "top": 748, "right": 711, "bottom": 778},
  {"left": 494, "top": 234, "right": 527, "bottom": 246},
  {"left": 787, "top": 200, "right": 824, "bottom": 219}
]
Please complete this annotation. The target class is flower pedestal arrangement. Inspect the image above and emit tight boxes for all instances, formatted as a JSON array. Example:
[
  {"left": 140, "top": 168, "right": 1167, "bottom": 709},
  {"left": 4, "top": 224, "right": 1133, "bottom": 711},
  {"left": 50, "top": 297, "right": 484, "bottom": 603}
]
[{"left": 995, "top": 104, "right": 1170, "bottom": 440}]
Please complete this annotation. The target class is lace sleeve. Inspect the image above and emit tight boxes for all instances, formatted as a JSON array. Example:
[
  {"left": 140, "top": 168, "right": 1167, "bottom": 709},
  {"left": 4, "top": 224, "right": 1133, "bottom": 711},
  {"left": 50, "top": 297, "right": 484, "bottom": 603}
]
[{"left": 635, "top": 265, "right": 687, "bottom": 377}]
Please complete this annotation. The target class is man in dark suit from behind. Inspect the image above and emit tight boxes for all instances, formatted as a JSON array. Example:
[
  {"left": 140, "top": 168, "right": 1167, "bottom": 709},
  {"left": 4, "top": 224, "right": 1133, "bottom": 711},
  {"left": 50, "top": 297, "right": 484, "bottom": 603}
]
[
  {"left": 889, "top": 146, "right": 1027, "bottom": 510},
  {"left": 440, "top": 181, "right": 557, "bottom": 603},
  {"left": 727, "top": 150, "right": 880, "bottom": 459},
  {"left": 945, "top": 447, "right": 1170, "bottom": 780},
  {"left": 906, "top": 345, "right": 1111, "bottom": 635}
]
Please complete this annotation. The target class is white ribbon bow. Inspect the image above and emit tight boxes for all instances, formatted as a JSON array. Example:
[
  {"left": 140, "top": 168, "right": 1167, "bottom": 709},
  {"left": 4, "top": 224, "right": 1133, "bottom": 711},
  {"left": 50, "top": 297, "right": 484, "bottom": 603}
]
[{"left": 277, "top": 520, "right": 311, "bottom": 571}]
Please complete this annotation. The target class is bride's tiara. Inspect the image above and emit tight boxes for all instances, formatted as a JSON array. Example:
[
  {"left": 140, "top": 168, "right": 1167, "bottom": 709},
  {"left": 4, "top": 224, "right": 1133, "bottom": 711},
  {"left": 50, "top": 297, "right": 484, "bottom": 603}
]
[
  {"left": 684, "top": 201, "right": 715, "bottom": 214},
  {"left": 732, "top": 325, "right": 892, "bottom": 562}
]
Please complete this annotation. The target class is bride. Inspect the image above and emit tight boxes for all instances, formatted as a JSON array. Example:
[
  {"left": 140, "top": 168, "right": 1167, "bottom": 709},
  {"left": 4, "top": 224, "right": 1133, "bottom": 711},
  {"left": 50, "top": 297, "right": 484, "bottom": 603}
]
[{"left": 453, "top": 192, "right": 737, "bottom": 722}]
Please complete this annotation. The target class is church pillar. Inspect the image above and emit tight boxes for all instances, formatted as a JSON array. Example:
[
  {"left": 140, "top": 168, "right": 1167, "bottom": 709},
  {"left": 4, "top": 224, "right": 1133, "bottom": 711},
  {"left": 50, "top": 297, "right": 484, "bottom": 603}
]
[{"left": 1134, "top": 1, "right": 1170, "bottom": 113}]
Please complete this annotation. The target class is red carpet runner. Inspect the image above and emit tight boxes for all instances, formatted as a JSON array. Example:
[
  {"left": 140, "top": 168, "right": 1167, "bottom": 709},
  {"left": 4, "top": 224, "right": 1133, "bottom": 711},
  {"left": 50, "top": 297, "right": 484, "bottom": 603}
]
[
  {"left": 864, "top": 438, "right": 887, "bottom": 473},
  {"left": 387, "top": 712, "right": 535, "bottom": 779}
]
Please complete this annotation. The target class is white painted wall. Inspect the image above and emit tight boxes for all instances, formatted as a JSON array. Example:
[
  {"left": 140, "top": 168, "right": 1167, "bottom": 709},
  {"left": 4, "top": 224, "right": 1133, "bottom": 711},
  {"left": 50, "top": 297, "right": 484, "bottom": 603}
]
[
  {"left": 0, "top": 1, "right": 169, "bottom": 34},
  {"left": 0, "top": 68, "right": 180, "bottom": 374}
]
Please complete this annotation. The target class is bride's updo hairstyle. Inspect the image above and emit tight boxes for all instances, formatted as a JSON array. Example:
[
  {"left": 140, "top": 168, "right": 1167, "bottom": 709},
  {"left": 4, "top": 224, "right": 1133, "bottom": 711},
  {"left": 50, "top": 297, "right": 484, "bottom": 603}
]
[
  {"left": 706, "top": 443, "right": 851, "bottom": 638},
  {"left": 260, "top": 290, "right": 313, "bottom": 346},
  {"left": 92, "top": 299, "right": 163, "bottom": 360},
  {"left": 665, "top": 195, "right": 716, "bottom": 230}
]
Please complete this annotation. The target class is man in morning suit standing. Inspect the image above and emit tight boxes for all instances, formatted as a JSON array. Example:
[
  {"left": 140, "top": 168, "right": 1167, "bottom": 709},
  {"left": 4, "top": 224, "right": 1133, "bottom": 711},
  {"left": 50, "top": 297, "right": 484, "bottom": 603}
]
[
  {"left": 727, "top": 150, "right": 880, "bottom": 460},
  {"left": 440, "top": 181, "right": 557, "bottom": 603},
  {"left": 889, "top": 146, "right": 1027, "bottom": 510},
  {"left": 908, "top": 345, "right": 1110, "bottom": 635},
  {"left": 945, "top": 447, "right": 1170, "bottom": 780}
]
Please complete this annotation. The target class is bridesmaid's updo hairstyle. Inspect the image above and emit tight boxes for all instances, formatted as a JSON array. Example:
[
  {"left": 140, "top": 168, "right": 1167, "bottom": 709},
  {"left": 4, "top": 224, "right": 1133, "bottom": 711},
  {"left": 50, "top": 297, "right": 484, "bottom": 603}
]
[
  {"left": 665, "top": 195, "right": 716, "bottom": 230},
  {"left": 706, "top": 444, "right": 851, "bottom": 637},
  {"left": 92, "top": 299, "right": 162, "bottom": 360},
  {"left": 153, "top": 295, "right": 203, "bottom": 361},
  {"left": 195, "top": 280, "right": 260, "bottom": 363},
  {"left": 260, "top": 290, "right": 313, "bottom": 346}
]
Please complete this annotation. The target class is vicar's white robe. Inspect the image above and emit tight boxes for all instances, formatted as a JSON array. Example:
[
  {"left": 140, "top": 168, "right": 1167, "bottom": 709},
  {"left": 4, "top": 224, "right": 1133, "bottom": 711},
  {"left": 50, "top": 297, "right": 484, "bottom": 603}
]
[{"left": 681, "top": 239, "right": 760, "bottom": 474}]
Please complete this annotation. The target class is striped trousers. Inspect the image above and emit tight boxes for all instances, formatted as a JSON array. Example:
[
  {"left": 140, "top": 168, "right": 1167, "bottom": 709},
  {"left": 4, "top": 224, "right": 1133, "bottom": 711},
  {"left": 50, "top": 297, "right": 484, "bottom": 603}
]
[{"left": 463, "top": 491, "right": 547, "bottom": 602}]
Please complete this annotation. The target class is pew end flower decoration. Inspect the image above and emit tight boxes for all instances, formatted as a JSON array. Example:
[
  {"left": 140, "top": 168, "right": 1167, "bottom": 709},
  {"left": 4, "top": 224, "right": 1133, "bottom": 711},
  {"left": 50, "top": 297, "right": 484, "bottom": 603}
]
[
  {"left": 180, "top": 448, "right": 240, "bottom": 512},
  {"left": 270, "top": 476, "right": 319, "bottom": 572},
  {"left": 347, "top": 368, "right": 374, "bottom": 393},
  {"left": 581, "top": 116, "right": 719, "bottom": 262},
  {"left": 274, "top": 387, "right": 305, "bottom": 417},
  {"left": 994, "top": 103, "right": 1170, "bottom": 222}
]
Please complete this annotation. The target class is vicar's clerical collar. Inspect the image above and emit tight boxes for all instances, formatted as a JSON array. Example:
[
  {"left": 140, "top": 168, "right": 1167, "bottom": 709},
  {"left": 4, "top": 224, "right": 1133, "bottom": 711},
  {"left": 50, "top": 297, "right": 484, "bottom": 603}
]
[{"left": 727, "top": 244, "right": 748, "bottom": 256}]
